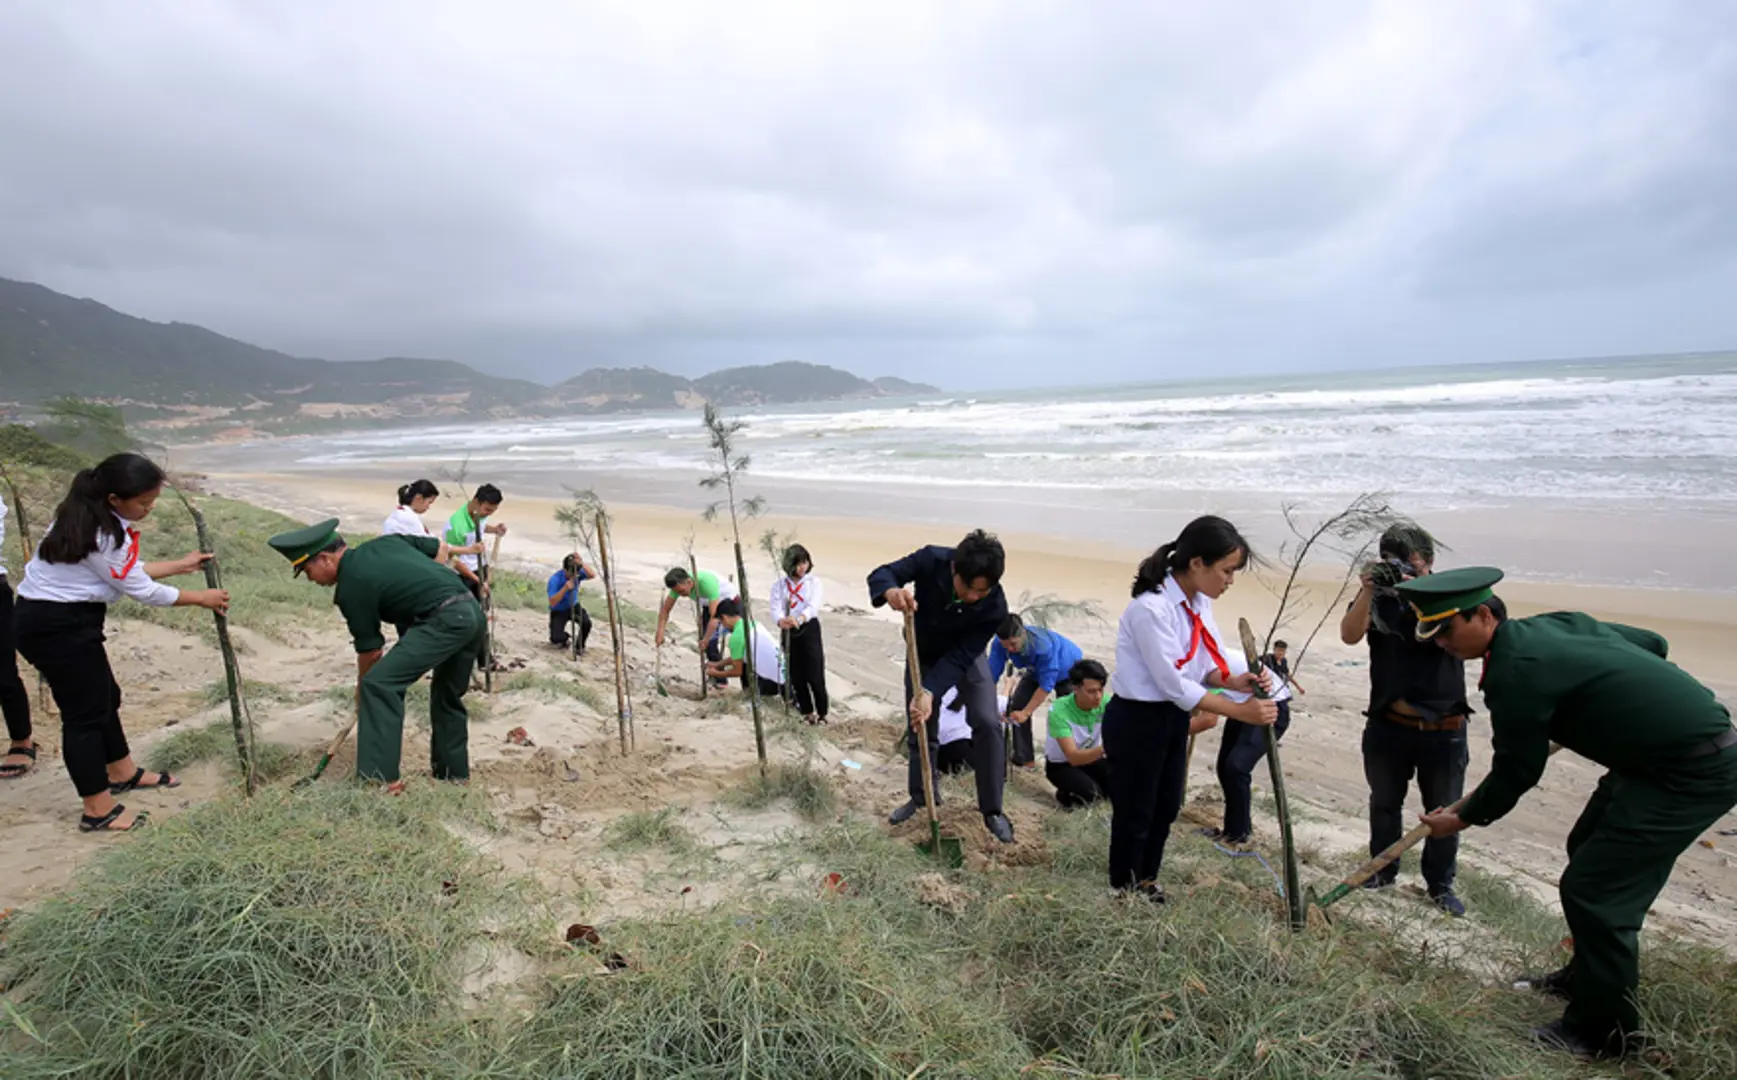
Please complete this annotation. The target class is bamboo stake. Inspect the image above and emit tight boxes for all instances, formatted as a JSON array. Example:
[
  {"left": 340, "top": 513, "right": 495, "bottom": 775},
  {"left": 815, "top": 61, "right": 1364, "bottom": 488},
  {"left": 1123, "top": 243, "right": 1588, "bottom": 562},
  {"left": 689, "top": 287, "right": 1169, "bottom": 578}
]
[
  {"left": 688, "top": 552, "right": 708, "bottom": 700},
  {"left": 1240, "top": 618, "right": 1303, "bottom": 930},
  {"left": 175, "top": 490, "right": 256, "bottom": 795},
  {"left": 732, "top": 541, "right": 767, "bottom": 776},
  {"left": 483, "top": 531, "right": 503, "bottom": 693},
  {"left": 595, "top": 510, "right": 633, "bottom": 753}
]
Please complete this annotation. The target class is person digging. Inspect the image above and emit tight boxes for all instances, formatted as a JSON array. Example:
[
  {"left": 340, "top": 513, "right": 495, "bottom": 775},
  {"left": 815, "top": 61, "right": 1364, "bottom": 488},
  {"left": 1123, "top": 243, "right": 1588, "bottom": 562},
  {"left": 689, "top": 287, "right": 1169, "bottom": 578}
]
[
  {"left": 1408, "top": 567, "right": 1737, "bottom": 1062},
  {"left": 270, "top": 519, "right": 486, "bottom": 789}
]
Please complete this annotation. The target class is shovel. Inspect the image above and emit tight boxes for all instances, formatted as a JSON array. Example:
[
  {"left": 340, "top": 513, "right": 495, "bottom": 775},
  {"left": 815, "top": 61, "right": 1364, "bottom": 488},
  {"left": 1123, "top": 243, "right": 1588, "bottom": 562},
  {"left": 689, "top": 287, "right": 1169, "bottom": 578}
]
[
  {"left": 1312, "top": 741, "right": 1565, "bottom": 911},
  {"left": 295, "top": 708, "right": 358, "bottom": 790},
  {"left": 904, "top": 611, "right": 964, "bottom": 868},
  {"left": 1239, "top": 618, "right": 1306, "bottom": 930}
]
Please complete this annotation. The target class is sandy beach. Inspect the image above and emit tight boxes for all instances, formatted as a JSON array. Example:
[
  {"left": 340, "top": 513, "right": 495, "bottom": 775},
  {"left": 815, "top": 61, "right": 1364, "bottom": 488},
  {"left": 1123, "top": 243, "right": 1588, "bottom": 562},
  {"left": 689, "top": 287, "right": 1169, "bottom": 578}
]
[{"left": 144, "top": 459, "right": 1736, "bottom": 946}]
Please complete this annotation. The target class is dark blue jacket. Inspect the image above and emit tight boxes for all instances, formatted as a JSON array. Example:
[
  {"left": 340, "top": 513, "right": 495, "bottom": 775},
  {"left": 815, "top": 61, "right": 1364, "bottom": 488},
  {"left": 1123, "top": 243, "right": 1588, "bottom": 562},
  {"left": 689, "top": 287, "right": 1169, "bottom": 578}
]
[{"left": 867, "top": 545, "right": 1006, "bottom": 696}]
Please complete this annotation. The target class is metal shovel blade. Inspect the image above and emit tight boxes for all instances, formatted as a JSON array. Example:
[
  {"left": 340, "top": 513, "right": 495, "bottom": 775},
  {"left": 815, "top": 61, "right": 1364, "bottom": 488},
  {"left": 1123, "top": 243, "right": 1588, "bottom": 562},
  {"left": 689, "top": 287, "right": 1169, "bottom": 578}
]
[{"left": 917, "top": 821, "right": 966, "bottom": 868}]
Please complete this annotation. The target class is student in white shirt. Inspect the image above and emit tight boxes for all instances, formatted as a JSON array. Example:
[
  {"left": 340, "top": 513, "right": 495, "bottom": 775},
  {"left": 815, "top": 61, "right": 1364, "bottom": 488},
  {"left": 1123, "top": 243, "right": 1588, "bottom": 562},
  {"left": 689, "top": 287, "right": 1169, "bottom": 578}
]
[
  {"left": 1105, "top": 515, "right": 1275, "bottom": 901},
  {"left": 0, "top": 492, "right": 35, "bottom": 780},
  {"left": 934, "top": 688, "right": 1010, "bottom": 774},
  {"left": 770, "top": 544, "right": 829, "bottom": 725},
  {"left": 381, "top": 479, "right": 440, "bottom": 538},
  {"left": 704, "top": 598, "right": 784, "bottom": 698},
  {"left": 11, "top": 454, "right": 229, "bottom": 833}
]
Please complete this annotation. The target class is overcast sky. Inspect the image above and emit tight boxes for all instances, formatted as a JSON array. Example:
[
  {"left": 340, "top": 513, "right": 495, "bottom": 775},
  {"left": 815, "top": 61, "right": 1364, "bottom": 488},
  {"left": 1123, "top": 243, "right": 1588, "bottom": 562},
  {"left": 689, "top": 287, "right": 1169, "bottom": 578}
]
[{"left": 2, "top": 1, "right": 1735, "bottom": 389}]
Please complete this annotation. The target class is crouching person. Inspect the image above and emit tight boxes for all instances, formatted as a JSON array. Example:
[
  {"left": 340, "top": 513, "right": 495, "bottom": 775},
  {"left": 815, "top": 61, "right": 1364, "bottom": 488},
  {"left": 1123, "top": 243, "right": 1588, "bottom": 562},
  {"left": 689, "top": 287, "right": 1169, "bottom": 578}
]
[
  {"left": 1044, "top": 659, "right": 1112, "bottom": 808},
  {"left": 271, "top": 519, "right": 484, "bottom": 787}
]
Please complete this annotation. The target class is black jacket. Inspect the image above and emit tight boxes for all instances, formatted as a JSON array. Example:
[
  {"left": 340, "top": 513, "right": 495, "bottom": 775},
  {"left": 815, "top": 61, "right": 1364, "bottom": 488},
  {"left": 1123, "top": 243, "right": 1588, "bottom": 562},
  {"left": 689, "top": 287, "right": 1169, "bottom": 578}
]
[{"left": 867, "top": 545, "right": 1005, "bottom": 696}]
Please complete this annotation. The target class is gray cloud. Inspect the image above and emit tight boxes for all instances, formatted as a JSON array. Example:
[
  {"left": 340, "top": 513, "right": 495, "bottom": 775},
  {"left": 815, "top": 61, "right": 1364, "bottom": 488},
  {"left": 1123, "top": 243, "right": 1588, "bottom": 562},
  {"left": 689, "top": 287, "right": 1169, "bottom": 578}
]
[{"left": 2, "top": 0, "right": 1735, "bottom": 387}]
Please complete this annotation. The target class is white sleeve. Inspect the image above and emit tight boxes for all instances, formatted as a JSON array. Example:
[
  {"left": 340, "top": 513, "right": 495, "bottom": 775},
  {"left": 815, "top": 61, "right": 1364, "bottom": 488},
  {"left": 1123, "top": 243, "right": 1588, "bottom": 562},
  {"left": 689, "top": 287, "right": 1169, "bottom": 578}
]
[
  {"left": 769, "top": 578, "right": 789, "bottom": 621},
  {"left": 799, "top": 577, "right": 822, "bottom": 622},
  {"left": 1126, "top": 600, "right": 1207, "bottom": 710},
  {"left": 95, "top": 537, "right": 180, "bottom": 607}
]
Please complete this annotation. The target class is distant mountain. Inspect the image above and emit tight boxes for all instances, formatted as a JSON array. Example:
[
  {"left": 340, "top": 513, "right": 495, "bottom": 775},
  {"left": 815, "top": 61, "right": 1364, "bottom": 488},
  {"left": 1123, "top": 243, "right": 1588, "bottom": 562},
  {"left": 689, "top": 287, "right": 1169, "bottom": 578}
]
[{"left": 0, "top": 277, "right": 939, "bottom": 434}]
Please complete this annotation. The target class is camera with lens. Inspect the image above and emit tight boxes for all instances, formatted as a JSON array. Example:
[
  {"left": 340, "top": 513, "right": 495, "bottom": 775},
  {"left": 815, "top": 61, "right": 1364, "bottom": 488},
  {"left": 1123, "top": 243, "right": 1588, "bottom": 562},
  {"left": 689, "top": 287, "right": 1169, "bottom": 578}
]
[{"left": 1365, "top": 556, "right": 1416, "bottom": 593}]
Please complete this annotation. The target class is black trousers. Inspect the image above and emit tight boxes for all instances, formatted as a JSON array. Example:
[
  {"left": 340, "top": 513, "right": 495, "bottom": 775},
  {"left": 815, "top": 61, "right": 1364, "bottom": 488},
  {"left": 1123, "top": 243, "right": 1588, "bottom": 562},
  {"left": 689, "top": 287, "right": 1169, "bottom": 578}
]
[
  {"left": 1046, "top": 758, "right": 1110, "bottom": 809},
  {"left": 465, "top": 576, "right": 494, "bottom": 670},
  {"left": 1006, "top": 672, "right": 1072, "bottom": 766},
  {"left": 739, "top": 671, "right": 783, "bottom": 698},
  {"left": 1362, "top": 719, "right": 1468, "bottom": 892},
  {"left": 785, "top": 619, "right": 829, "bottom": 718},
  {"left": 12, "top": 599, "right": 127, "bottom": 798},
  {"left": 548, "top": 605, "right": 592, "bottom": 651},
  {"left": 907, "top": 654, "right": 1005, "bottom": 817},
  {"left": 0, "top": 578, "right": 31, "bottom": 743},
  {"left": 1104, "top": 696, "right": 1190, "bottom": 890},
  {"left": 1215, "top": 700, "right": 1291, "bottom": 839},
  {"left": 936, "top": 739, "right": 974, "bottom": 774}
]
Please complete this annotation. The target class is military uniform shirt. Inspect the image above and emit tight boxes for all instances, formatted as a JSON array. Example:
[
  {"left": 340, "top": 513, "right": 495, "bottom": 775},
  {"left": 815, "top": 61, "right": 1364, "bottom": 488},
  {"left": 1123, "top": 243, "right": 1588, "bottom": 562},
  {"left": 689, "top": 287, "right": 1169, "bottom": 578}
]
[
  {"left": 334, "top": 534, "right": 471, "bottom": 653},
  {"left": 1459, "top": 612, "right": 1733, "bottom": 826}
]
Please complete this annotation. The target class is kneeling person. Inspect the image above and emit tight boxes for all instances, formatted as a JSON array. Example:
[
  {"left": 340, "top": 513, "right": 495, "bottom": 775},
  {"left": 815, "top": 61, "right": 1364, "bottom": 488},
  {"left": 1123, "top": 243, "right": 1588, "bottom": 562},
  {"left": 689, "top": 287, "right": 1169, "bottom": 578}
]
[
  {"left": 705, "top": 599, "right": 783, "bottom": 698},
  {"left": 1045, "top": 659, "right": 1111, "bottom": 808},
  {"left": 271, "top": 520, "right": 485, "bottom": 785}
]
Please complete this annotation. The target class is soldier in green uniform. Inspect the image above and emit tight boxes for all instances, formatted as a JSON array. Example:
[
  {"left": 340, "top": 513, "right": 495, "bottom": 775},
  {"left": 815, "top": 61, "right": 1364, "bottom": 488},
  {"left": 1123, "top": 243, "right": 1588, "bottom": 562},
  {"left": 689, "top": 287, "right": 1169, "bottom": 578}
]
[
  {"left": 1405, "top": 567, "right": 1737, "bottom": 1060},
  {"left": 269, "top": 519, "right": 487, "bottom": 786}
]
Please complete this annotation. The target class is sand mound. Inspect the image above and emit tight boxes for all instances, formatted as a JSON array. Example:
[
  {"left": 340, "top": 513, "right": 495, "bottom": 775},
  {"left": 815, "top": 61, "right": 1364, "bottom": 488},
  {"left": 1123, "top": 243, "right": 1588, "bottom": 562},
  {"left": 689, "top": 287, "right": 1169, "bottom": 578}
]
[{"left": 913, "top": 872, "right": 974, "bottom": 914}]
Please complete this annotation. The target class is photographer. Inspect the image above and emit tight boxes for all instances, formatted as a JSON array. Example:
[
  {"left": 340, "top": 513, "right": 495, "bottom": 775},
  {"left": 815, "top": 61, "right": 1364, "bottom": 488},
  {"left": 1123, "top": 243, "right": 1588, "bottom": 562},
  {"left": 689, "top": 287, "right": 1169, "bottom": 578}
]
[
  {"left": 546, "top": 554, "right": 595, "bottom": 653},
  {"left": 1338, "top": 523, "right": 1470, "bottom": 917}
]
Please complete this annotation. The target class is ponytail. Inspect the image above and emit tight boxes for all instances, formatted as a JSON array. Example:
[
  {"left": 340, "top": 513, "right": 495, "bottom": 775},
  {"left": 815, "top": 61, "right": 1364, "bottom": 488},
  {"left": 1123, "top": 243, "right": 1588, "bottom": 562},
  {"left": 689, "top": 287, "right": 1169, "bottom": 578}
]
[
  {"left": 1130, "top": 515, "right": 1252, "bottom": 598},
  {"left": 398, "top": 479, "right": 439, "bottom": 506},
  {"left": 40, "top": 453, "right": 165, "bottom": 564}
]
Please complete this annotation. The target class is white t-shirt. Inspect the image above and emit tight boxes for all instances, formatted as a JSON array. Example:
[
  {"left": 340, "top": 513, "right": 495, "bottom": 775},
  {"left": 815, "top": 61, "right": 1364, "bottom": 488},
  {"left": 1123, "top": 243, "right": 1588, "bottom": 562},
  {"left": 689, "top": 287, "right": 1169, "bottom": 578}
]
[
  {"left": 0, "top": 493, "right": 9, "bottom": 578},
  {"left": 936, "top": 689, "right": 1007, "bottom": 745},
  {"left": 727, "top": 619, "right": 782, "bottom": 682},
  {"left": 381, "top": 505, "right": 430, "bottom": 538}
]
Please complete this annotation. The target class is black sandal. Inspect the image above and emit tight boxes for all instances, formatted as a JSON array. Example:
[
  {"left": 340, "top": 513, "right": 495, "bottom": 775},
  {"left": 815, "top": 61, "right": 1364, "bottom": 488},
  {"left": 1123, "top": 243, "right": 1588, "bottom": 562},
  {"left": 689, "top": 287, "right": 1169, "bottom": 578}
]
[
  {"left": 108, "top": 767, "right": 181, "bottom": 796},
  {"left": 79, "top": 804, "right": 149, "bottom": 833},
  {"left": 0, "top": 744, "right": 36, "bottom": 780}
]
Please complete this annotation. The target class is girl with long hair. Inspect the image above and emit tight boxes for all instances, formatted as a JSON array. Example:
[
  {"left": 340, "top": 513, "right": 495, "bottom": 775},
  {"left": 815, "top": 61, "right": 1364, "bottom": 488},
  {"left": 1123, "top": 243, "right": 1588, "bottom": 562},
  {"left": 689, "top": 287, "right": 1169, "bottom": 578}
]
[
  {"left": 12, "top": 454, "right": 229, "bottom": 832},
  {"left": 382, "top": 479, "right": 440, "bottom": 537},
  {"left": 1105, "top": 515, "right": 1275, "bottom": 901}
]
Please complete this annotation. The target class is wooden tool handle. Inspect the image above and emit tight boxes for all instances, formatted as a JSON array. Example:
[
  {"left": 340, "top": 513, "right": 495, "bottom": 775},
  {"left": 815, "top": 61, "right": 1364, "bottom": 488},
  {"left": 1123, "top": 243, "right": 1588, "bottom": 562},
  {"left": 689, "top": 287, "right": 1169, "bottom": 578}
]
[{"left": 903, "top": 611, "right": 940, "bottom": 831}]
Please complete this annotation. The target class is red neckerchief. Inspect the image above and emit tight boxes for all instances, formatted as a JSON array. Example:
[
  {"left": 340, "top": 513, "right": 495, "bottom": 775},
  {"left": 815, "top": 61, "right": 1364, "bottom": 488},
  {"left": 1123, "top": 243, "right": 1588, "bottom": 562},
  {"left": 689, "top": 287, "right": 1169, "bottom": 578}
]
[
  {"left": 786, "top": 576, "right": 805, "bottom": 610},
  {"left": 110, "top": 527, "right": 140, "bottom": 580},
  {"left": 1176, "top": 598, "right": 1231, "bottom": 681}
]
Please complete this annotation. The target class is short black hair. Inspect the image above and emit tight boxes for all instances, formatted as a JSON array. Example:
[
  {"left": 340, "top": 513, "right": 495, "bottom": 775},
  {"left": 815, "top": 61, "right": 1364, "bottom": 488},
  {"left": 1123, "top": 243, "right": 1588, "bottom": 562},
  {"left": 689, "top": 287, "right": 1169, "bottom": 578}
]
[
  {"left": 1379, "top": 523, "right": 1437, "bottom": 564},
  {"left": 474, "top": 483, "right": 503, "bottom": 505},
  {"left": 783, "top": 543, "right": 812, "bottom": 576},
  {"left": 664, "top": 567, "right": 691, "bottom": 589},
  {"left": 1273, "top": 640, "right": 1289, "bottom": 650},
  {"left": 952, "top": 529, "right": 1005, "bottom": 587},
  {"left": 714, "top": 598, "right": 742, "bottom": 619},
  {"left": 1067, "top": 658, "right": 1108, "bottom": 686},
  {"left": 997, "top": 613, "right": 1024, "bottom": 640}
]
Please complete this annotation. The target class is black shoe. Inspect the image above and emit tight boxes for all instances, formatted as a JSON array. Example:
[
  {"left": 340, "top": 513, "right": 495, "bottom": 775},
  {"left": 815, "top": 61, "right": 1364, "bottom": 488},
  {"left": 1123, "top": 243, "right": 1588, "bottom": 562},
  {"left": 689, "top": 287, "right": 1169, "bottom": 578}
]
[
  {"left": 1361, "top": 874, "right": 1397, "bottom": 892},
  {"left": 1429, "top": 887, "right": 1466, "bottom": 917},
  {"left": 1530, "top": 1019, "right": 1622, "bottom": 1060},
  {"left": 888, "top": 800, "right": 921, "bottom": 825},
  {"left": 984, "top": 814, "right": 1015, "bottom": 844},
  {"left": 1512, "top": 966, "right": 1572, "bottom": 1000}
]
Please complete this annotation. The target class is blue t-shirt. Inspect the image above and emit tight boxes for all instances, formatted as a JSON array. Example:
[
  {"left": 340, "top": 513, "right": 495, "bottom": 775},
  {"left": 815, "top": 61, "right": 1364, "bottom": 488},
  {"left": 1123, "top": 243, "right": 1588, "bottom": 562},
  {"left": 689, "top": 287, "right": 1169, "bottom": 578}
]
[{"left": 547, "top": 568, "right": 589, "bottom": 611}]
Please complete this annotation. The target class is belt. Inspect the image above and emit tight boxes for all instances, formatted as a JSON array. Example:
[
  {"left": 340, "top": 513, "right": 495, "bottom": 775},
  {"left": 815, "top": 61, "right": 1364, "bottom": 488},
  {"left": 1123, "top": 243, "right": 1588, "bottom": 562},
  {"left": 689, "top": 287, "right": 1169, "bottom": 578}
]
[
  {"left": 419, "top": 593, "right": 472, "bottom": 623},
  {"left": 1687, "top": 727, "right": 1737, "bottom": 759},
  {"left": 1383, "top": 710, "right": 1465, "bottom": 733}
]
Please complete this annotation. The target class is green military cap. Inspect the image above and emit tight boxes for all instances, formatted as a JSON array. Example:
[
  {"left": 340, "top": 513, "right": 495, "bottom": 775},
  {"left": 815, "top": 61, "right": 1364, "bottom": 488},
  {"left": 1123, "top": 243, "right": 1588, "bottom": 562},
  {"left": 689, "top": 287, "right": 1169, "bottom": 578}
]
[
  {"left": 1396, "top": 566, "right": 1504, "bottom": 640},
  {"left": 267, "top": 518, "right": 342, "bottom": 576}
]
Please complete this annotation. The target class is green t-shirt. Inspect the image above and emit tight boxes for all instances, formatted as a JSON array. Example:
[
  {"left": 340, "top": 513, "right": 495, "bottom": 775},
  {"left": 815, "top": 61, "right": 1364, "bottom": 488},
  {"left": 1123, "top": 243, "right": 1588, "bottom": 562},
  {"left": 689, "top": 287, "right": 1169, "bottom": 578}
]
[
  {"left": 1045, "top": 692, "right": 1109, "bottom": 764},
  {"left": 334, "top": 534, "right": 471, "bottom": 653},
  {"left": 726, "top": 618, "right": 780, "bottom": 680},
  {"left": 667, "top": 570, "right": 738, "bottom": 603},
  {"left": 444, "top": 505, "right": 485, "bottom": 573}
]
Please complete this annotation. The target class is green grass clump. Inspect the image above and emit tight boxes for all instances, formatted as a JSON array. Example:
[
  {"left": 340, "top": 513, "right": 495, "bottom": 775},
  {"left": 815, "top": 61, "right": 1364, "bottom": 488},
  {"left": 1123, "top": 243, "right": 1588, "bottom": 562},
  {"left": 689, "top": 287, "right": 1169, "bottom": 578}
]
[
  {"left": 725, "top": 762, "right": 838, "bottom": 822},
  {"left": 602, "top": 806, "right": 698, "bottom": 855},
  {"left": 0, "top": 786, "right": 496, "bottom": 1078}
]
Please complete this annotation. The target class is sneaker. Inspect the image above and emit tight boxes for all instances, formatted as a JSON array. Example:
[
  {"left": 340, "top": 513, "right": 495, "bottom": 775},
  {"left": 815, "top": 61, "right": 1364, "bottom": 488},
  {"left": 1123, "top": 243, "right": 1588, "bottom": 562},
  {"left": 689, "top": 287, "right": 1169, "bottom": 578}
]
[
  {"left": 1361, "top": 874, "right": 1397, "bottom": 892},
  {"left": 983, "top": 813, "right": 1015, "bottom": 844},
  {"left": 1429, "top": 888, "right": 1466, "bottom": 917},
  {"left": 1512, "top": 965, "right": 1573, "bottom": 1000},
  {"left": 1530, "top": 1019, "right": 1619, "bottom": 1061},
  {"left": 888, "top": 800, "right": 921, "bottom": 825}
]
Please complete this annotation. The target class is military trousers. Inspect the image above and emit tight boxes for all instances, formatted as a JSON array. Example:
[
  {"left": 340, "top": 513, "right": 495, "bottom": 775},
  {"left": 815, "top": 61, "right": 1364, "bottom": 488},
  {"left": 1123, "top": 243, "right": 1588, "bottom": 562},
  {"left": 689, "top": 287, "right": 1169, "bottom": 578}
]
[
  {"left": 357, "top": 597, "right": 487, "bottom": 783},
  {"left": 1559, "top": 752, "right": 1737, "bottom": 1040}
]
